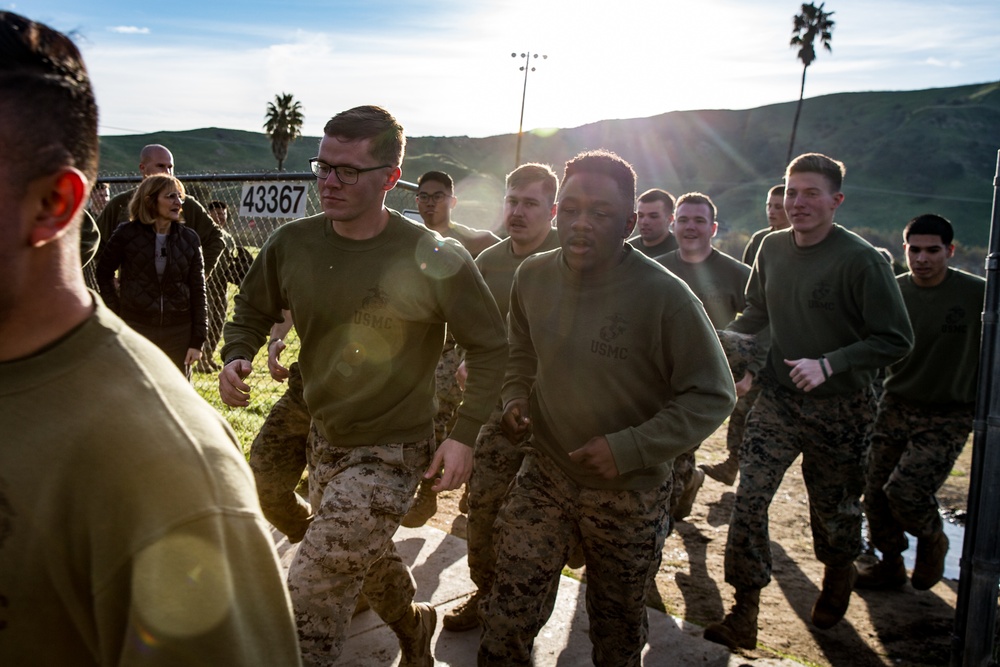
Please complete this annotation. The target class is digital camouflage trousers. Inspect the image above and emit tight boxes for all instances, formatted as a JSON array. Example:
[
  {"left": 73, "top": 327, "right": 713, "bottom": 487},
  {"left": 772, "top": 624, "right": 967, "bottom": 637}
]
[
  {"left": 864, "top": 392, "right": 971, "bottom": 555},
  {"left": 248, "top": 362, "right": 312, "bottom": 542},
  {"left": 480, "top": 450, "right": 672, "bottom": 667},
  {"left": 724, "top": 378, "right": 875, "bottom": 591},
  {"left": 288, "top": 425, "right": 433, "bottom": 666}
]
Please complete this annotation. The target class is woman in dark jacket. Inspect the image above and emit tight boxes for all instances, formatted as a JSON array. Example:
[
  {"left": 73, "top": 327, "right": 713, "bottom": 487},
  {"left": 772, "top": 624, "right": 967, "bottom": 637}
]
[{"left": 97, "top": 174, "right": 207, "bottom": 376}]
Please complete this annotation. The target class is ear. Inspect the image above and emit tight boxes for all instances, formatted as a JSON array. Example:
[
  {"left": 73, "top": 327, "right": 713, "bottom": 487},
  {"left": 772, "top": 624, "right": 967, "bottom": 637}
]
[
  {"left": 29, "top": 168, "right": 88, "bottom": 247},
  {"left": 832, "top": 192, "right": 845, "bottom": 208},
  {"left": 448, "top": 195, "right": 458, "bottom": 211},
  {"left": 947, "top": 243, "right": 956, "bottom": 258},
  {"left": 548, "top": 203, "right": 557, "bottom": 220},
  {"left": 623, "top": 212, "right": 637, "bottom": 239},
  {"left": 383, "top": 167, "right": 402, "bottom": 192},
  {"left": 711, "top": 221, "right": 719, "bottom": 238}
]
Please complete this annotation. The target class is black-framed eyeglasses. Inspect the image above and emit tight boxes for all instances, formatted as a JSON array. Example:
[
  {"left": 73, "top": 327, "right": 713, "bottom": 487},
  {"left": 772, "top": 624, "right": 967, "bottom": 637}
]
[
  {"left": 309, "top": 158, "right": 391, "bottom": 184},
  {"left": 416, "top": 192, "right": 452, "bottom": 204}
]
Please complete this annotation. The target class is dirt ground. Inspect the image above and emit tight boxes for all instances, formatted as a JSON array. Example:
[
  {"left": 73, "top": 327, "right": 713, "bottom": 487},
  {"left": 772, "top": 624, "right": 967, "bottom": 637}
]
[{"left": 424, "top": 422, "right": 972, "bottom": 667}]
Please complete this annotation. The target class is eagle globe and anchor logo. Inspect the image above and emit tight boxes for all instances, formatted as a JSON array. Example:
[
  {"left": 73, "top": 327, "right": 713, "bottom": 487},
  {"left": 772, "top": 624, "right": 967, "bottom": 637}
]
[{"left": 592, "top": 313, "right": 629, "bottom": 359}]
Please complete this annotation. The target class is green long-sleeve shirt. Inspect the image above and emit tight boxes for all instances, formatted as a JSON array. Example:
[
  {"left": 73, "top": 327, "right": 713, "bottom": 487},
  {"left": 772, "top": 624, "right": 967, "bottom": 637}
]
[
  {"left": 503, "top": 247, "right": 736, "bottom": 491},
  {"left": 222, "top": 210, "right": 508, "bottom": 447},
  {"left": 729, "top": 225, "right": 914, "bottom": 395},
  {"left": 885, "top": 268, "right": 985, "bottom": 405},
  {"left": 474, "top": 228, "right": 560, "bottom": 317},
  {"left": 657, "top": 248, "right": 750, "bottom": 328},
  {"left": 0, "top": 300, "right": 301, "bottom": 667}
]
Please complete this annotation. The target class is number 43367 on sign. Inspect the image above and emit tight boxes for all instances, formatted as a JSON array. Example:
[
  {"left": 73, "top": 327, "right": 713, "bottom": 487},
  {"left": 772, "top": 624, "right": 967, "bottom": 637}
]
[{"left": 239, "top": 182, "right": 309, "bottom": 219}]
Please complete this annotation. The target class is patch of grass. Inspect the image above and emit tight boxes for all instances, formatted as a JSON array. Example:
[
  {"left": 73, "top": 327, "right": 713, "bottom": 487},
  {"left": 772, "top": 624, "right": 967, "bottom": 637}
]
[{"left": 193, "top": 293, "right": 301, "bottom": 459}]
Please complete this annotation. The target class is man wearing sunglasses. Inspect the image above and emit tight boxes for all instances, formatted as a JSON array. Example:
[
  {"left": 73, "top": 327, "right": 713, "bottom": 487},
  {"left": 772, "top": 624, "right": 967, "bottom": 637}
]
[{"left": 220, "top": 105, "right": 507, "bottom": 667}]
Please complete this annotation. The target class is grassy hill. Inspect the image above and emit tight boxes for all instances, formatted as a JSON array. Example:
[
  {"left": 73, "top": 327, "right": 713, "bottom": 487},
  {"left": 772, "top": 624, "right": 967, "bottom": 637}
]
[{"left": 98, "top": 81, "right": 1000, "bottom": 252}]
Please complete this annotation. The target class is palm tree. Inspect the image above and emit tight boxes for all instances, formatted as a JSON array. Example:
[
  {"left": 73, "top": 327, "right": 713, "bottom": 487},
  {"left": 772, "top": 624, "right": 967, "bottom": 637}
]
[
  {"left": 787, "top": 2, "right": 835, "bottom": 164},
  {"left": 264, "top": 93, "right": 304, "bottom": 171}
]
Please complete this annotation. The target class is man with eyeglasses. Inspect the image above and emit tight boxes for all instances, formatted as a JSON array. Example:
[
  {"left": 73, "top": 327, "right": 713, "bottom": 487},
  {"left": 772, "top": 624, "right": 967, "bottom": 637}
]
[
  {"left": 401, "top": 171, "right": 500, "bottom": 528},
  {"left": 415, "top": 171, "right": 500, "bottom": 258},
  {"left": 94, "top": 144, "right": 225, "bottom": 277},
  {"left": 220, "top": 105, "right": 508, "bottom": 667}
]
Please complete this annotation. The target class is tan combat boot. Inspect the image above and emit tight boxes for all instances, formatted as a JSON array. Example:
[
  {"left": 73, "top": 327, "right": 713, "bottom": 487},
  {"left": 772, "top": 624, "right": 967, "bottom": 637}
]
[
  {"left": 703, "top": 588, "right": 760, "bottom": 650},
  {"left": 911, "top": 530, "right": 949, "bottom": 590},
  {"left": 811, "top": 564, "right": 857, "bottom": 629},
  {"left": 442, "top": 591, "right": 480, "bottom": 632},
  {"left": 855, "top": 553, "right": 907, "bottom": 590},
  {"left": 671, "top": 468, "right": 705, "bottom": 522},
  {"left": 700, "top": 455, "right": 739, "bottom": 486},
  {"left": 401, "top": 479, "right": 437, "bottom": 528},
  {"left": 389, "top": 602, "right": 436, "bottom": 667}
]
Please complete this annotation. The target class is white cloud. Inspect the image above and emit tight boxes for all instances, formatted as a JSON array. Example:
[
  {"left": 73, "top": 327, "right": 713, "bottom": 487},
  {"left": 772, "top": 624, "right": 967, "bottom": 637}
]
[
  {"left": 925, "top": 57, "right": 962, "bottom": 69},
  {"left": 108, "top": 26, "right": 150, "bottom": 35}
]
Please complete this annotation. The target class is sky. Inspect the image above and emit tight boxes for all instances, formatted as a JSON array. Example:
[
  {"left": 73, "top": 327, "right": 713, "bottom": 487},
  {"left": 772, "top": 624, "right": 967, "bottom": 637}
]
[{"left": 8, "top": 0, "right": 999, "bottom": 139}]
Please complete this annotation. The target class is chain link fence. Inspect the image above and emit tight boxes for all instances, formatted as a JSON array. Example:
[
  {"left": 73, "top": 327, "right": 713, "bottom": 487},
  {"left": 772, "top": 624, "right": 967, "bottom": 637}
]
[{"left": 87, "top": 171, "right": 420, "bottom": 450}]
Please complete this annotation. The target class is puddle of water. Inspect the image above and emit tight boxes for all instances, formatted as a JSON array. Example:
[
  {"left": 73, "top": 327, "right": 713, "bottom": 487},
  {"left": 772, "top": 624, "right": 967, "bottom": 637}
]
[{"left": 864, "top": 514, "right": 965, "bottom": 582}]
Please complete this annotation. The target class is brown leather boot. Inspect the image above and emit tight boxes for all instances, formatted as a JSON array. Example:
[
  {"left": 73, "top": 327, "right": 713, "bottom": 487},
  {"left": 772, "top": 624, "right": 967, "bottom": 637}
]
[
  {"left": 671, "top": 468, "right": 705, "bottom": 522},
  {"left": 389, "top": 602, "right": 436, "bottom": 667},
  {"left": 855, "top": 554, "right": 907, "bottom": 590},
  {"left": 704, "top": 588, "right": 760, "bottom": 650},
  {"left": 700, "top": 455, "right": 739, "bottom": 486},
  {"left": 911, "top": 530, "right": 949, "bottom": 590},
  {"left": 811, "top": 564, "right": 857, "bottom": 629},
  {"left": 442, "top": 591, "right": 480, "bottom": 632},
  {"left": 400, "top": 479, "right": 437, "bottom": 528}
]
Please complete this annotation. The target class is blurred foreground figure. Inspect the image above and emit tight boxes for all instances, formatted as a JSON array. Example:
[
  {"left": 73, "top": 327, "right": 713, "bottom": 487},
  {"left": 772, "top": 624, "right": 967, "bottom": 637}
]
[{"left": 0, "top": 11, "right": 301, "bottom": 666}]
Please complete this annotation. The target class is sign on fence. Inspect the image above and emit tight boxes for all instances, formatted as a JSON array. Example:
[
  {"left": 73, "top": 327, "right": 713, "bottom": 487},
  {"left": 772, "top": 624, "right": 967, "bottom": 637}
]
[{"left": 239, "top": 181, "right": 309, "bottom": 219}]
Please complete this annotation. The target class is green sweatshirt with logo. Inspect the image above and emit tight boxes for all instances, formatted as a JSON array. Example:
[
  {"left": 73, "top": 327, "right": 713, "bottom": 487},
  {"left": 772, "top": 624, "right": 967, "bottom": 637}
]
[
  {"left": 885, "top": 268, "right": 985, "bottom": 405},
  {"left": 222, "top": 210, "right": 508, "bottom": 447},
  {"left": 729, "top": 225, "right": 913, "bottom": 396},
  {"left": 502, "top": 247, "right": 736, "bottom": 491}
]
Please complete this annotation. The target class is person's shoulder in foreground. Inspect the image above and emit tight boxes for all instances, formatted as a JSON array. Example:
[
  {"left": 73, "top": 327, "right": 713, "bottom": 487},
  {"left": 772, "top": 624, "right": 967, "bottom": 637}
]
[
  {"left": 0, "top": 11, "right": 300, "bottom": 666},
  {"left": 1, "top": 303, "right": 302, "bottom": 666}
]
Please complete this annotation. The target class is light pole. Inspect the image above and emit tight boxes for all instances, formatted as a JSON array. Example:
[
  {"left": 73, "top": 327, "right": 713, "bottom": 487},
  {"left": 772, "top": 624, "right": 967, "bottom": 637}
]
[{"left": 512, "top": 51, "right": 547, "bottom": 169}]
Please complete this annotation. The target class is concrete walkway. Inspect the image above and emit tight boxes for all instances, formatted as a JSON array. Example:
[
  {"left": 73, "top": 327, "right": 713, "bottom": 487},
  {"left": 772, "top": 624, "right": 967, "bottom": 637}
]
[{"left": 273, "top": 524, "right": 801, "bottom": 666}]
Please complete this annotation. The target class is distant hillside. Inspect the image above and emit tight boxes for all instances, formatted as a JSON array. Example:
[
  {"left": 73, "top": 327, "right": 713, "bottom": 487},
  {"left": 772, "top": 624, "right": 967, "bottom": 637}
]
[{"left": 98, "top": 82, "right": 1000, "bottom": 248}]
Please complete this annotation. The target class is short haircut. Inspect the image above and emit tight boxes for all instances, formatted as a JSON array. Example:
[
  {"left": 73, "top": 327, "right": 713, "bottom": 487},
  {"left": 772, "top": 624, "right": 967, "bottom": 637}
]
[
  {"left": 208, "top": 200, "right": 227, "bottom": 211},
  {"left": 417, "top": 170, "right": 454, "bottom": 191},
  {"left": 140, "top": 144, "right": 170, "bottom": 164},
  {"left": 675, "top": 192, "right": 717, "bottom": 221},
  {"left": 767, "top": 184, "right": 785, "bottom": 198},
  {"left": 786, "top": 153, "right": 846, "bottom": 192},
  {"left": 637, "top": 188, "right": 676, "bottom": 214},
  {"left": 562, "top": 150, "right": 636, "bottom": 206},
  {"left": 323, "top": 105, "right": 405, "bottom": 167},
  {"left": 129, "top": 174, "right": 185, "bottom": 226},
  {"left": 904, "top": 213, "right": 954, "bottom": 245},
  {"left": 506, "top": 163, "right": 558, "bottom": 205},
  {"left": 0, "top": 12, "right": 99, "bottom": 197}
]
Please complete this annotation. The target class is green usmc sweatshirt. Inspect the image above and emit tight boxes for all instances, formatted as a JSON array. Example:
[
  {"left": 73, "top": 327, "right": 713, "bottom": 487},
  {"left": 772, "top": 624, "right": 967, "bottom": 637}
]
[
  {"left": 502, "top": 247, "right": 736, "bottom": 491},
  {"left": 729, "top": 225, "right": 913, "bottom": 396},
  {"left": 885, "top": 268, "right": 985, "bottom": 405},
  {"left": 222, "top": 210, "right": 508, "bottom": 447}
]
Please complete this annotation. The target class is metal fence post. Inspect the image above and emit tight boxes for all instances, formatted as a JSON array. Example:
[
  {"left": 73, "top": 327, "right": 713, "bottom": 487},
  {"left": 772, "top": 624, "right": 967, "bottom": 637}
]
[{"left": 952, "top": 149, "right": 1000, "bottom": 667}]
